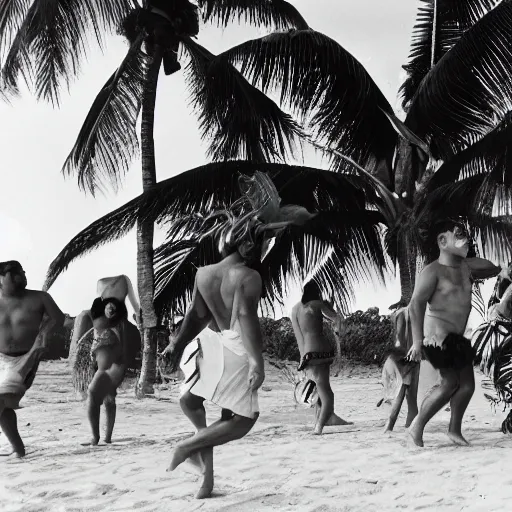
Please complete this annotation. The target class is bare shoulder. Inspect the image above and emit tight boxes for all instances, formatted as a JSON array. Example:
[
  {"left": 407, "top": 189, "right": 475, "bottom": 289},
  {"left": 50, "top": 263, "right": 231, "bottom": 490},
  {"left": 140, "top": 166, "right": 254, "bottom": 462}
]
[{"left": 25, "top": 289, "right": 49, "bottom": 302}]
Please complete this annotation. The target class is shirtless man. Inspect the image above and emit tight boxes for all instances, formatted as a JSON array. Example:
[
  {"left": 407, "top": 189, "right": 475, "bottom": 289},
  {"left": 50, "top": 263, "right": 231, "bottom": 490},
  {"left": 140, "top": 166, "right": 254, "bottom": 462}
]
[
  {"left": 0, "top": 260, "right": 65, "bottom": 457},
  {"left": 161, "top": 171, "right": 315, "bottom": 499},
  {"left": 291, "top": 281, "right": 351, "bottom": 434},
  {"left": 405, "top": 220, "right": 505, "bottom": 447}
]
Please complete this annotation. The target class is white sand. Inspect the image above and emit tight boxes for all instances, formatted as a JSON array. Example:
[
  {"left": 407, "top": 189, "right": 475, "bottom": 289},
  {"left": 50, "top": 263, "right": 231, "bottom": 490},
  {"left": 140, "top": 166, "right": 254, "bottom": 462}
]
[{"left": 1, "top": 359, "right": 511, "bottom": 512}]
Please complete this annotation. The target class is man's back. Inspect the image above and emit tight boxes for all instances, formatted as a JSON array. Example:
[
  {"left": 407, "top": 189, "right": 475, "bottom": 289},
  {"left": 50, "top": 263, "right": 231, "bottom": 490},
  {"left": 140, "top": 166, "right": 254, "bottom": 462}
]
[
  {"left": 196, "top": 261, "right": 260, "bottom": 332},
  {"left": 296, "top": 301, "right": 324, "bottom": 337}
]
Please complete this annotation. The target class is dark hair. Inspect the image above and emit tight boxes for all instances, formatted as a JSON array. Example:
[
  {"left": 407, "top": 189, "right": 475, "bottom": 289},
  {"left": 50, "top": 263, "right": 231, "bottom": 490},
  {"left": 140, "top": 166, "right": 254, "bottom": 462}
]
[
  {"left": 421, "top": 218, "right": 469, "bottom": 262},
  {"left": 90, "top": 297, "right": 127, "bottom": 321},
  {"left": 302, "top": 280, "right": 321, "bottom": 304},
  {"left": 0, "top": 260, "right": 23, "bottom": 276}
]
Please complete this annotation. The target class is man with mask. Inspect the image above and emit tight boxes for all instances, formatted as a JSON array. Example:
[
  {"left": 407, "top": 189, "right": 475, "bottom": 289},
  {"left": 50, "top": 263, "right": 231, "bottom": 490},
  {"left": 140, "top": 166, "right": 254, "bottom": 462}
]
[
  {"left": 405, "top": 219, "right": 506, "bottom": 448},
  {"left": 0, "top": 260, "right": 65, "bottom": 457},
  {"left": 161, "top": 172, "right": 315, "bottom": 499}
]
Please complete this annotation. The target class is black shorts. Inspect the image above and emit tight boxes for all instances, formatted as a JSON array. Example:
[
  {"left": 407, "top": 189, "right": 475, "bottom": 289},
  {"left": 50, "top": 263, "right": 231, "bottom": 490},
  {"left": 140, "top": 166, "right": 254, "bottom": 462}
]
[{"left": 423, "top": 333, "right": 475, "bottom": 370}]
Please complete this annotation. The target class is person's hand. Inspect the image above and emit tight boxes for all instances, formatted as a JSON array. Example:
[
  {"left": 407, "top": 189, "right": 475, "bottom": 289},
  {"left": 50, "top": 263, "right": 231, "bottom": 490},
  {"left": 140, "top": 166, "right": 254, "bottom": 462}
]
[
  {"left": 405, "top": 345, "right": 422, "bottom": 363},
  {"left": 248, "top": 363, "right": 265, "bottom": 391}
]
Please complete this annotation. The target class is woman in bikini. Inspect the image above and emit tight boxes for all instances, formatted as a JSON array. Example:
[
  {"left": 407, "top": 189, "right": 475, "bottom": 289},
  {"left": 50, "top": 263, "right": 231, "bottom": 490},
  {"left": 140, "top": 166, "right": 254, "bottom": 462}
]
[{"left": 80, "top": 297, "right": 128, "bottom": 445}]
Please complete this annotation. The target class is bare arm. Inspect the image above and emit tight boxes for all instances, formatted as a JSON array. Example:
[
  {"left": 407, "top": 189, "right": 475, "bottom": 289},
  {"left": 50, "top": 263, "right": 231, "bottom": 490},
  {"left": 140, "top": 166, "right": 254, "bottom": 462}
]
[
  {"left": 237, "top": 272, "right": 264, "bottom": 368},
  {"left": 466, "top": 257, "right": 502, "bottom": 280},
  {"left": 408, "top": 264, "right": 438, "bottom": 356},
  {"left": 164, "top": 273, "right": 212, "bottom": 371},
  {"left": 37, "top": 292, "right": 65, "bottom": 348},
  {"left": 320, "top": 301, "right": 339, "bottom": 323},
  {"left": 290, "top": 305, "right": 305, "bottom": 358},
  {"left": 70, "top": 310, "right": 94, "bottom": 348},
  {"left": 236, "top": 271, "right": 265, "bottom": 390}
]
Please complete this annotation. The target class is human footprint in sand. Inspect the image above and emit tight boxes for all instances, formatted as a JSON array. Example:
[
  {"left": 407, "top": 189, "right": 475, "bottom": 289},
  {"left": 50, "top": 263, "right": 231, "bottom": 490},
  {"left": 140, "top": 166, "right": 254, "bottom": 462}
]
[
  {"left": 405, "top": 219, "right": 505, "bottom": 448},
  {"left": 80, "top": 297, "right": 130, "bottom": 446},
  {"left": 0, "top": 260, "right": 65, "bottom": 457},
  {"left": 291, "top": 281, "right": 352, "bottom": 434},
  {"left": 161, "top": 171, "right": 315, "bottom": 499}
]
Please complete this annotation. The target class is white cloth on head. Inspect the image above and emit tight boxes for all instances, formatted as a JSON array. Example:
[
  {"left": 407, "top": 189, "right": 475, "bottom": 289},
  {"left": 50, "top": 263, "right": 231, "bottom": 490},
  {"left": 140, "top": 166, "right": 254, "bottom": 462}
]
[{"left": 180, "top": 328, "right": 259, "bottom": 419}]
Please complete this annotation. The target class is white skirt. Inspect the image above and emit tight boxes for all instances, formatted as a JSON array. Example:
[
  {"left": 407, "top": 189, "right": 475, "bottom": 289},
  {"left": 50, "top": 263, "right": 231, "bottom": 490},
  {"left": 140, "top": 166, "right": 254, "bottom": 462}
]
[{"left": 180, "top": 328, "right": 259, "bottom": 419}]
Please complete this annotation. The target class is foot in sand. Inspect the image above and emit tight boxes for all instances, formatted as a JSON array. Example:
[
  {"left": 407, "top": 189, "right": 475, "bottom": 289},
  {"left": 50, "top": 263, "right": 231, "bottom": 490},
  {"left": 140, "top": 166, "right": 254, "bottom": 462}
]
[
  {"left": 0, "top": 446, "right": 25, "bottom": 458},
  {"left": 313, "top": 424, "right": 324, "bottom": 435},
  {"left": 195, "top": 471, "right": 214, "bottom": 499},
  {"left": 407, "top": 421, "right": 424, "bottom": 448},
  {"left": 447, "top": 431, "right": 470, "bottom": 446},
  {"left": 80, "top": 437, "right": 100, "bottom": 447},
  {"left": 167, "top": 445, "right": 189, "bottom": 472},
  {"left": 325, "top": 413, "right": 353, "bottom": 427}
]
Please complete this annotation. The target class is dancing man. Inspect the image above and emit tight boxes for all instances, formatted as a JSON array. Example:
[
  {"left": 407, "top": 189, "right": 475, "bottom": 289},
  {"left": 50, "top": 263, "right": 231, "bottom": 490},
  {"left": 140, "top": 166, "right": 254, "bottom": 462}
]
[
  {"left": 0, "top": 260, "right": 65, "bottom": 457},
  {"left": 406, "top": 219, "right": 505, "bottom": 447},
  {"left": 161, "top": 171, "right": 315, "bottom": 499},
  {"left": 291, "top": 281, "right": 351, "bottom": 434}
]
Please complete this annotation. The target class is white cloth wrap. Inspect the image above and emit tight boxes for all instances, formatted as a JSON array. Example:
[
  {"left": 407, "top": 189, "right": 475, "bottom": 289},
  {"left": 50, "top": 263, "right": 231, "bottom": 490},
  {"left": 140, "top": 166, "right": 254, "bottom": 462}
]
[{"left": 180, "top": 328, "right": 259, "bottom": 419}]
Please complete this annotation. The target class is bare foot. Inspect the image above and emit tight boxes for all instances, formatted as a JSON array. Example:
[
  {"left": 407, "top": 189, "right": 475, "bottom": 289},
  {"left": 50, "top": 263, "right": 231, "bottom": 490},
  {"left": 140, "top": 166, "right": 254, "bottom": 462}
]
[
  {"left": 0, "top": 447, "right": 25, "bottom": 458},
  {"left": 167, "top": 445, "right": 189, "bottom": 472},
  {"left": 407, "top": 422, "right": 424, "bottom": 448},
  {"left": 313, "top": 424, "right": 324, "bottom": 435},
  {"left": 195, "top": 470, "right": 214, "bottom": 499},
  {"left": 383, "top": 421, "right": 394, "bottom": 434},
  {"left": 447, "top": 431, "right": 470, "bottom": 446},
  {"left": 80, "top": 437, "right": 100, "bottom": 447},
  {"left": 325, "top": 413, "right": 353, "bottom": 426},
  {"left": 104, "top": 439, "right": 112, "bottom": 444},
  {"left": 183, "top": 452, "right": 206, "bottom": 476}
]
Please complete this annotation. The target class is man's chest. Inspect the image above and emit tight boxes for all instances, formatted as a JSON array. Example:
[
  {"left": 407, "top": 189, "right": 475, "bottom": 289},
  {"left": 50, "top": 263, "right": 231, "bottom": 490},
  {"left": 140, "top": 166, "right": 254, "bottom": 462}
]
[{"left": 0, "top": 298, "right": 42, "bottom": 328}]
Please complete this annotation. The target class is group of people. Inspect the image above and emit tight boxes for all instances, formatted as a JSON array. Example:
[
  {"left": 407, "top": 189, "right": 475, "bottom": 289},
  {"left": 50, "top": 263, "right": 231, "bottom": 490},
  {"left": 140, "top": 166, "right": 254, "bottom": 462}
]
[{"left": 1, "top": 172, "right": 511, "bottom": 500}]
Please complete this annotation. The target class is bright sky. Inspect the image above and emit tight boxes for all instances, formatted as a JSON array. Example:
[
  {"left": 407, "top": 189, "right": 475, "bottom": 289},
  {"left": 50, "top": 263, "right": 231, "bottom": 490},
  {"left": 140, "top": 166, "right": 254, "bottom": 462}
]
[{"left": 3, "top": 0, "right": 492, "bottom": 323}]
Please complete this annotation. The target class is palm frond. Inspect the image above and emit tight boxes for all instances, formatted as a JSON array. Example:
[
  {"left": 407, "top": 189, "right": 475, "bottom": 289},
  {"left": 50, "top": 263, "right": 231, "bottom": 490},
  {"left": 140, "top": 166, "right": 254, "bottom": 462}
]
[
  {"left": 492, "top": 335, "right": 512, "bottom": 404},
  {"left": 1, "top": 0, "right": 134, "bottom": 105},
  {"left": 198, "top": 0, "right": 309, "bottom": 30},
  {"left": 0, "top": 0, "right": 31, "bottom": 61},
  {"left": 472, "top": 319, "right": 512, "bottom": 373},
  {"left": 219, "top": 30, "right": 398, "bottom": 171},
  {"left": 406, "top": 2, "right": 512, "bottom": 159},
  {"left": 400, "top": 0, "right": 500, "bottom": 110},
  {"left": 472, "top": 281, "right": 487, "bottom": 320},
  {"left": 182, "top": 37, "right": 305, "bottom": 162},
  {"left": 153, "top": 209, "right": 388, "bottom": 318},
  {"left": 424, "top": 111, "right": 512, "bottom": 193},
  {"left": 62, "top": 35, "right": 147, "bottom": 196},
  {"left": 43, "top": 160, "right": 387, "bottom": 290}
]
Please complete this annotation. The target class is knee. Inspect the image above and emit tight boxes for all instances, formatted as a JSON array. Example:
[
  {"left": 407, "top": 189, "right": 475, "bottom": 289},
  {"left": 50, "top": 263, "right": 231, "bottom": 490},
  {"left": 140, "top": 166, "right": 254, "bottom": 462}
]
[
  {"left": 458, "top": 378, "right": 475, "bottom": 395},
  {"left": 180, "top": 393, "right": 203, "bottom": 412},
  {"left": 439, "top": 375, "right": 460, "bottom": 396},
  {"left": 103, "top": 394, "right": 116, "bottom": 407}
]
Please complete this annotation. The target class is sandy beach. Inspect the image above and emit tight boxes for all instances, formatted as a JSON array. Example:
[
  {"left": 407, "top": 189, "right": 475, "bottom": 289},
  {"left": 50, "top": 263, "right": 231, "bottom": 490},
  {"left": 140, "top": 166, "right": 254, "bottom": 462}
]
[{"left": 1, "top": 359, "right": 511, "bottom": 512}]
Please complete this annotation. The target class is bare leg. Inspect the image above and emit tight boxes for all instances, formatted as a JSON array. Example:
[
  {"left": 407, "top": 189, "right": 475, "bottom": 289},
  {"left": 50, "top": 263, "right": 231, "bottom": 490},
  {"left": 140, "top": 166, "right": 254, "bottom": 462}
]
[
  {"left": 384, "top": 384, "right": 407, "bottom": 433},
  {"left": 405, "top": 366, "right": 420, "bottom": 428},
  {"left": 168, "top": 413, "right": 258, "bottom": 472},
  {"left": 312, "top": 365, "right": 334, "bottom": 435},
  {"left": 103, "top": 394, "right": 116, "bottom": 444},
  {"left": 408, "top": 368, "right": 459, "bottom": 448},
  {"left": 82, "top": 370, "right": 112, "bottom": 446},
  {"left": 179, "top": 392, "right": 214, "bottom": 499},
  {"left": 447, "top": 364, "right": 474, "bottom": 446},
  {"left": 0, "top": 407, "right": 25, "bottom": 457}
]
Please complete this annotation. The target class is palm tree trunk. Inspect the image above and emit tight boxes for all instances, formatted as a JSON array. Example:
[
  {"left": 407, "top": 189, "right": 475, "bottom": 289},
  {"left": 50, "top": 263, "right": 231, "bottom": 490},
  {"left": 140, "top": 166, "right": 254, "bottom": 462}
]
[
  {"left": 390, "top": 235, "right": 417, "bottom": 310},
  {"left": 135, "top": 44, "right": 163, "bottom": 398}
]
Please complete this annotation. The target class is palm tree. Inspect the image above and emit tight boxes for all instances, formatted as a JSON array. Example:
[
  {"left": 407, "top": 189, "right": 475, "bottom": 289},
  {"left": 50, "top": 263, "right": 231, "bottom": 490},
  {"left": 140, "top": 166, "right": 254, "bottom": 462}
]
[
  {"left": 0, "top": 0, "right": 310, "bottom": 395},
  {"left": 202, "top": 0, "right": 512, "bottom": 308},
  {"left": 42, "top": 160, "right": 391, "bottom": 318}
]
